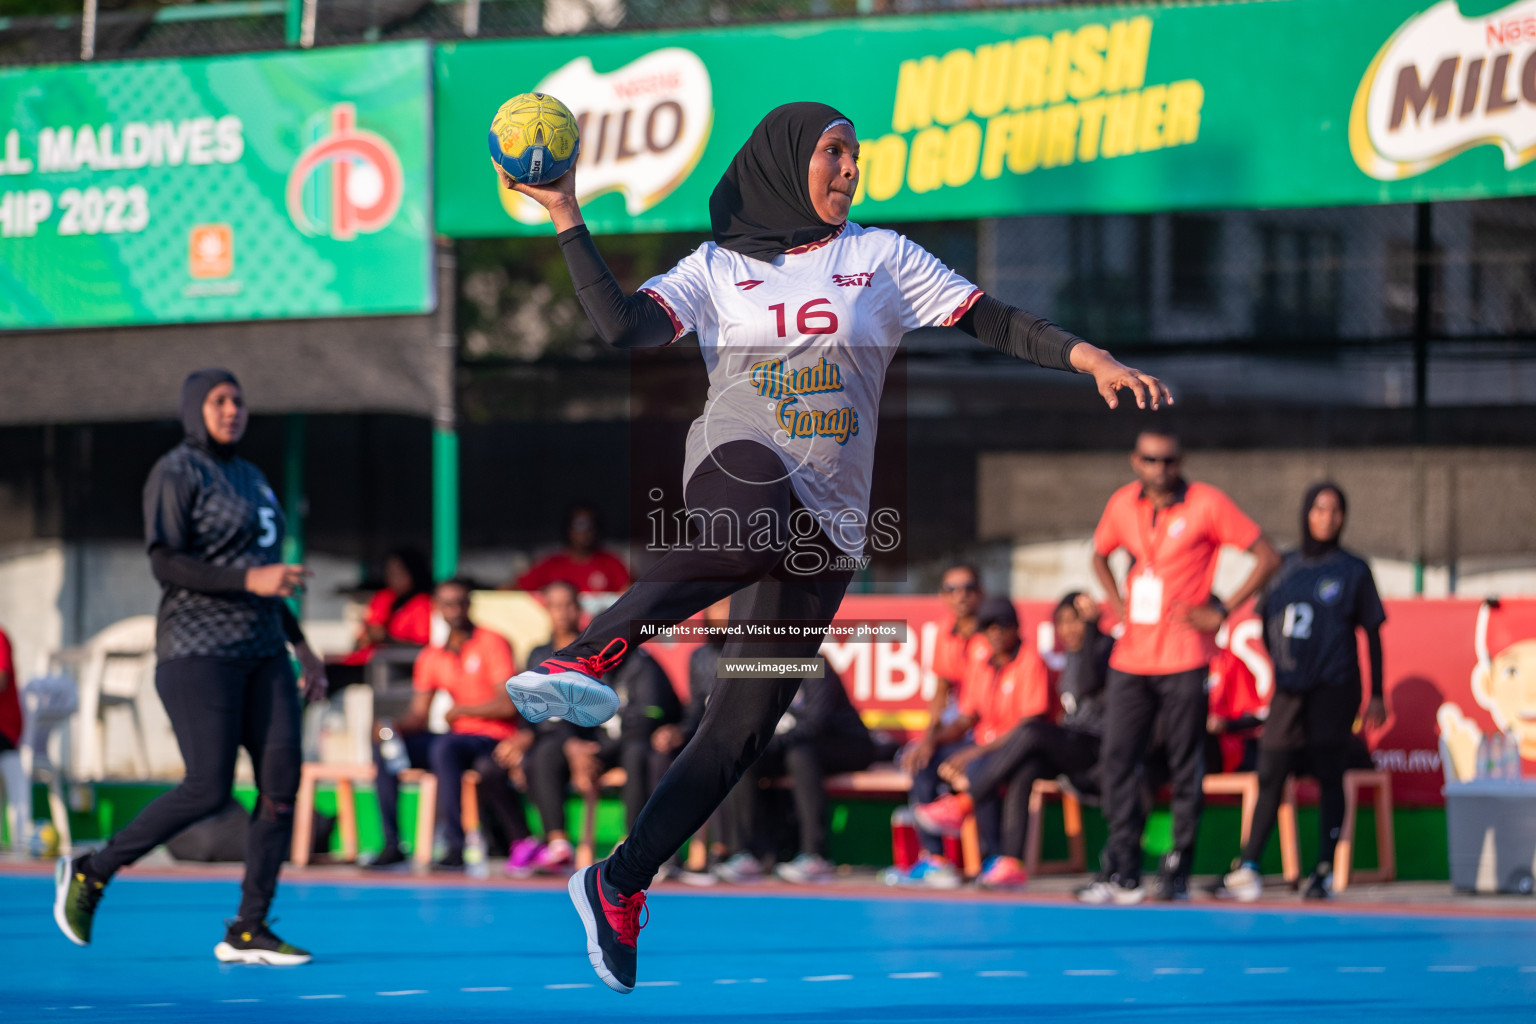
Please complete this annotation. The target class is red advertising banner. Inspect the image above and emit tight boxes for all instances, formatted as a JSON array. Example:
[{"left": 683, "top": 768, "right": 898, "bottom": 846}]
[{"left": 644, "top": 596, "right": 1536, "bottom": 808}]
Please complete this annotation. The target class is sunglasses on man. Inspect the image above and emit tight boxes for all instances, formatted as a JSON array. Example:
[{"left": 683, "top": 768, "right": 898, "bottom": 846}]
[{"left": 1136, "top": 453, "right": 1181, "bottom": 465}]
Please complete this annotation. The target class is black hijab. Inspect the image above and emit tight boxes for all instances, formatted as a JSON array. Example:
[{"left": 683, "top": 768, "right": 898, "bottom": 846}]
[
  {"left": 181, "top": 367, "right": 240, "bottom": 460},
  {"left": 709, "top": 102, "right": 854, "bottom": 263},
  {"left": 1300, "top": 480, "right": 1346, "bottom": 559}
]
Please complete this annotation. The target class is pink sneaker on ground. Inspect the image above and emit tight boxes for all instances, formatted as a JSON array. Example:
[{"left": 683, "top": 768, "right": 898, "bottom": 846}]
[
  {"left": 912, "top": 793, "right": 973, "bottom": 838},
  {"left": 977, "top": 855, "right": 1029, "bottom": 890},
  {"left": 504, "top": 837, "right": 545, "bottom": 878},
  {"left": 534, "top": 838, "right": 576, "bottom": 875}
]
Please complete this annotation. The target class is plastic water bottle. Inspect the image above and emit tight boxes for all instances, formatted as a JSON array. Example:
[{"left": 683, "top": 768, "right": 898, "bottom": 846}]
[
  {"left": 1505, "top": 727, "right": 1523, "bottom": 780},
  {"left": 1476, "top": 733, "right": 1492, "bottom": 779},
  {"left": 378, "top": 719, "right": 410, "bottom": 775},
  {"left": 1490, "top": 731, "right": 1507, "bottom": 780},
  {"left": 465, "top": 828, "right": 489, "bottom": 879}
]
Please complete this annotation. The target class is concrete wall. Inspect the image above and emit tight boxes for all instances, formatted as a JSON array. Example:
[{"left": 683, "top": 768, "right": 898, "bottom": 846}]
[{"left": 980, "top": 447, "right": 1536, "bottom": 569}]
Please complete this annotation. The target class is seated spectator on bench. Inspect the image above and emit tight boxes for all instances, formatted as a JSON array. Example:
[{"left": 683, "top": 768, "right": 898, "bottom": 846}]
[
  {"left": 371, "top": 578, "right": 518, "bottom": 869},
  {"left": 564, "top": 646, "right": 683, "bottom": 830},
  {"left": 910, "top": 597, "right": 1052, "bottom": 887},
  {"left": 889, "top": 564, "right": 988, "bottom": 889},
  {"left": 499, "top": 580, "right": 589, "bottom": 877},
  {"left": 714, "top": 664, "right": 875, "bottom": 885},
  {"left": 340, "top": 547, "right": 433, "bottom": 668},
  {"left": 472, "top": 746, "right": 535, "bottom": 861},
  {"left": 510, "top": 503, "right": 631, "bottom": 594},
  {"left": 915, "top": 592, "right": 1110, "bottom": 889}
]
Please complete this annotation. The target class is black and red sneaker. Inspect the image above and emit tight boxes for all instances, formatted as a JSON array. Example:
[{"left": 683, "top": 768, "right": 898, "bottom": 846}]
[
  {"left": 504, "top": 638, "right": 626, "bottom": 727},
  {"left": 568, "top": 860, "right": 647, "bottom": 994}
]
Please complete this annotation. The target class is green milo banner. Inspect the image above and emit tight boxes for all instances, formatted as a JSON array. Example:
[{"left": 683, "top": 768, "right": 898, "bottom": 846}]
[
  {"left": 435, "top": 0, "right": 1536, "bottom": 237},
  {"left": 0, "top": 42, "right": 433, "bottom": 329}
]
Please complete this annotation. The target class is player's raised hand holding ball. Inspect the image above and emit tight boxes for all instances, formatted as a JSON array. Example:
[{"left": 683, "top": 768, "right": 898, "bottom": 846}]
[{"left": 489, "top": 91, "right": 583, "bottom": 229}]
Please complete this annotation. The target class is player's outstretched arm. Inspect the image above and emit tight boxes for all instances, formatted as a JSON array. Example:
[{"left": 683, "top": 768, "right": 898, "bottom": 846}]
[
  {"left": 955, "top": 293, "right": 1172, "bottom": 410},
  {"left": 494, "top": 162, "right": 675, "bottom": 349}
]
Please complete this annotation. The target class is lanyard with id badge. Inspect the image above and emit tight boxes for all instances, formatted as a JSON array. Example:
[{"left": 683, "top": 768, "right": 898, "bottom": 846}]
[{"left": 1128, "top": 501, "right": 1176, "bottom": 626}]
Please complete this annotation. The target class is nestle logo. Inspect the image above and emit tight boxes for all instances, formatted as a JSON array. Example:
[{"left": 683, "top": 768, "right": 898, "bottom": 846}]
[{"left": 832, "top": 272, "right": 874, "bottom": 287}]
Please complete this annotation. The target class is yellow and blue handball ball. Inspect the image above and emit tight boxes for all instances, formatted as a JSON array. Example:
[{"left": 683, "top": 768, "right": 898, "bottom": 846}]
[{"left": 488, "top": 92, "right": 580, "bottom": 186}]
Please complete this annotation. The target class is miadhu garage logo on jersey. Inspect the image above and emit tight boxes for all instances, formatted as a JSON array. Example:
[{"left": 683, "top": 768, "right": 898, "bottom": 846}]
[{"left": 286, "top": 103, "right": 405, "bottom": 240}]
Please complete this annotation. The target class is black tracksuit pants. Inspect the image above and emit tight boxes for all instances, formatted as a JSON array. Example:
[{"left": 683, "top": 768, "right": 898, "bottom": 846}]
[
  {"left": 555, "top": 441, "right": 854, "bottom": 896},
  {"left": 966, "top": 720, "right": 1101, "bottom": 860},
  {"left": 87, "top": 655, "right": 300, "bottom": 924},
  {"left": 1099, "top": 666, "right": 1208, "bottom": 884}
]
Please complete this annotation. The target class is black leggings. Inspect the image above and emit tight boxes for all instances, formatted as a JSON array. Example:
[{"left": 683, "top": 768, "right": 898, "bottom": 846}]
[
  {"left": 87, "top": 655, "right": 300, "bottom": 923},
  {"left": 565, "top": 441, "right": 854, "bottom": 895}
]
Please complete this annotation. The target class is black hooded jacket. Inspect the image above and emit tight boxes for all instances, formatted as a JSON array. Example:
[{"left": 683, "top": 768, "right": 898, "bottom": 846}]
[{"left": 144, "top": 369, "right": 299, "bottom": 661}]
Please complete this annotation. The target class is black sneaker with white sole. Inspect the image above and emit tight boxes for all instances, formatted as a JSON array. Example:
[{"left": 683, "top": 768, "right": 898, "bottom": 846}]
[
  {"left": 504, "top": 638, "right": 625, "bottom": 728},
  {"left": 568, "top": 860, "right": 647, "bottom": 994},
  {"left": 214, "top": 920, "right": 312, "bottom": 965},
  {"left": 54, "top": 855, "right": 106, "bottom": 946}
]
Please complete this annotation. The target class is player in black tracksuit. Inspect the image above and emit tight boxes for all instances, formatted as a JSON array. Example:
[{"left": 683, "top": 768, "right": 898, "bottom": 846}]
[
  {"left": 1223, "top": 481, "right": 1386, "bottom": 901},
  {"left": 53, "top": 369, "right": 327, "bottom": 963}
]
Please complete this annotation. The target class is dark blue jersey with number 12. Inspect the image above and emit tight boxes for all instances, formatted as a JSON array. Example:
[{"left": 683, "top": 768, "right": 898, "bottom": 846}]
[
  {"left": 1256, "top": 548, "right": 1385, "bottom": 692},
  {"left": 144, "top": 440, "right": 287, "bottom": 661}
]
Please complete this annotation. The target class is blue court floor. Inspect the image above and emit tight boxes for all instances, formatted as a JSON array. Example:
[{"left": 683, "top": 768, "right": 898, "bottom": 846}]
[{"left": 3, "top": 872, "right": 1534, "bottom": 1023}]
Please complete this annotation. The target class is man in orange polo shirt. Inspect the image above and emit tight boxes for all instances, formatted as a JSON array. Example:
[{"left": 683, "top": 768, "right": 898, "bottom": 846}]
[
  {"left": 911, "top": 597, "right": 1052, "bottom": 885},
  {"left": 371, "top": 578, "right": 519, "bottom": 869},
  {"left": 1081, "top": 430, "right": 1279, "bottom": 904}
]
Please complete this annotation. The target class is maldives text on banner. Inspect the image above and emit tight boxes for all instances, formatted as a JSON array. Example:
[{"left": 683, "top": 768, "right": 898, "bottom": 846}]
[
  {"left": 435, "top": 0, "right": 1536, "bottom": 236},
  {"left": 0, "top": 41, "right": 433, "bottom": 329}
]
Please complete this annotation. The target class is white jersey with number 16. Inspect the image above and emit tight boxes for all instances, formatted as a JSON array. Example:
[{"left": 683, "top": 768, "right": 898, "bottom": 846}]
[{"left": 638, "top": 221, "right": 980, "bottom": 557}]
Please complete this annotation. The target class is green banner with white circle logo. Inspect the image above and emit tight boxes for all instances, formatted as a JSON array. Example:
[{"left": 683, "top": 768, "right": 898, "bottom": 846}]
[{"left": 0, "top": 41, "right": 433, "bottom": 329}]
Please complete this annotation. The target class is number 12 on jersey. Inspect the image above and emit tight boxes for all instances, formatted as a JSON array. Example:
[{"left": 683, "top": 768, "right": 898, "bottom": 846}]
[{"left": 769, "top": 299, "right": 838, "bottom": 338}]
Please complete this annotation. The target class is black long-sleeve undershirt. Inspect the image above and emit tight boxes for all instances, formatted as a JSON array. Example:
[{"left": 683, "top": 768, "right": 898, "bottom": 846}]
[
  {"left": 557, "top": 225, "right": 676, "bottom": 349},
  {"left": 149, "top": 545, "right": 306, "bottom": 645},
  {"left": 954, "top": 294, "right": 1083, "bottom": 372},
  {"left": 556, "top": 224, "right": 1086, "bottom": 371}
]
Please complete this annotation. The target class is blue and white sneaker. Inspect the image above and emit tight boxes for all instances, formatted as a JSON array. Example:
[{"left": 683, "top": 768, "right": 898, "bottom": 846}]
[
  {"left": 879, "top": 853, "right": 962, "bottom": 890},
  {"left": 504, "top": 638, "right": 625, "bottom": 727}
]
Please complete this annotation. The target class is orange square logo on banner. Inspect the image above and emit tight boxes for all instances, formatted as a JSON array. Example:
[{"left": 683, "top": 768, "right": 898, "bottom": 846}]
[{"left": 189, "top": 224, "right": 234, "bottom": 279}]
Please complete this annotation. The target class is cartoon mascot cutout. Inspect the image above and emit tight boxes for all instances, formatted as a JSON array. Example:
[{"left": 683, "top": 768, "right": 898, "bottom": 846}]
[{"left": 1437, "top": 599, "right": 1536, "bottom": 782}]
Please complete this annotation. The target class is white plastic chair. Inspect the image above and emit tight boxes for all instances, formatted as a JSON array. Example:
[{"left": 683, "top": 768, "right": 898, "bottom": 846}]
[{"left": 74, "top": 616, "right": 157, "bottom": 781}]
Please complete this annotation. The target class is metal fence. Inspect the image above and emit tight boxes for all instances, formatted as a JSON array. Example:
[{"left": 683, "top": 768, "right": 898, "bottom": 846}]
[{"left": 1, "top": 0, "right": 1152, "bottom": 64}]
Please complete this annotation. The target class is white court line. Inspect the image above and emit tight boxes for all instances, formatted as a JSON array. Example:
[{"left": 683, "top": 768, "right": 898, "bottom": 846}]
[
  {"left": 1428, "top": 966, "right": 1476, "bottom": 973},
  {"left": 714, "top": 979, "right": 738, "bottom": 985},
  {"left": 545, "top": 983, "right": 592, "bottom": 990},
  {"left": 1244, "top": 968, "right": 1290, "bottom": 975},
  {"left": 133, "top": 1004, "right": 176, "bottom": 1008},
  {"left": 378, "top": 990, "right": 428, "bottom": 996},
  {"left": 1064, "top": 969, "right": 1118, "bottom": 976},
  {"left": 804, "top": 975, "right": 853, "bottom": 982},
  {"left": 299, "top": 994, "right": 345, "bottom": 999},
  {"left": 977, "top": 971, "right": 1028, "bottom": 978},
  {"left": 748, "top": 978, "right": 768, "bottom": 984},
  {"left": 1153, "top": 968, "right": 1204, "bottom": 975},
  {"left": 890, "top": 972, "right": 940, "bottom": 979},
  {"left": 461, "top": 987, "right": 510, "bottom": 992},
  {"left": 68, "top": 1008, "right": 93, "bottom": 1011},
  {"left": 635, "top": 981, "right": 680, "bottom": 987},
  {"left": 220, "top": 998, "right": 261, "bottom": 1003},
  {"left": 1522, "top": 967, "right": 1536, "bottom": 973},
  {"left": 1337, "top": 967, "right": 1385, "bottom": 973}
]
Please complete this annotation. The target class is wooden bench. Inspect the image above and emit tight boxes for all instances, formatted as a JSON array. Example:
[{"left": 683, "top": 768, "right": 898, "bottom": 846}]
[
  {"left": 291, "top": 762, "right": 442, "bottom": 868},
  {"left": 1025, "top": 779, "right": 1087, "bottom": 877}
]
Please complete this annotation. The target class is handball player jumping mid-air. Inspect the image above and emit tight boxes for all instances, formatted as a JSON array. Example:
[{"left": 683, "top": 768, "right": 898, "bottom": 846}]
[{"left": 496, "top": 102, "right": 1172, "bottom": 993}]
